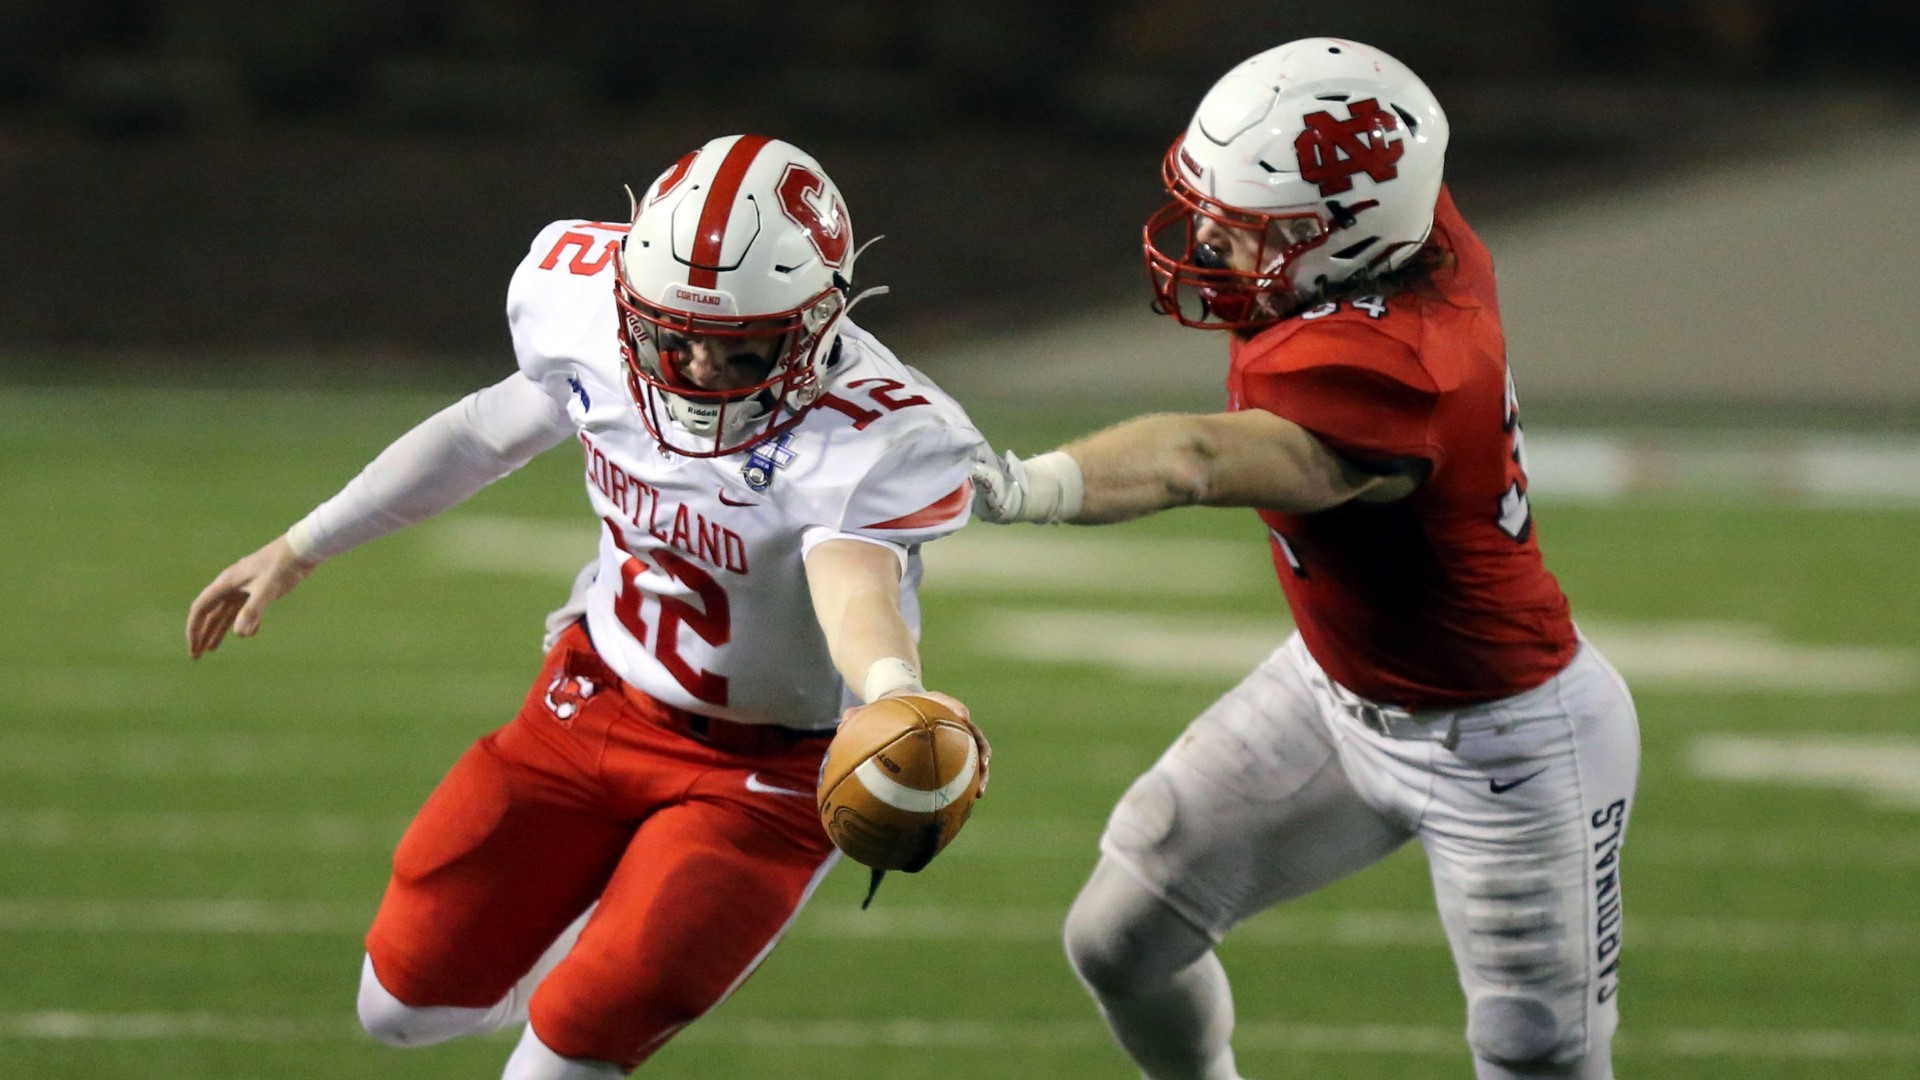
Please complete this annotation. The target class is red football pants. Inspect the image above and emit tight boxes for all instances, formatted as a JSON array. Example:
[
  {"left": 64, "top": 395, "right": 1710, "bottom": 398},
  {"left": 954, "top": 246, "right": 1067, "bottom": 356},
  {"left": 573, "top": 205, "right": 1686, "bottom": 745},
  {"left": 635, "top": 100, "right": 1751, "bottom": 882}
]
[{"left": 364, "top": 623, "right": 837, "bottom": 1069}]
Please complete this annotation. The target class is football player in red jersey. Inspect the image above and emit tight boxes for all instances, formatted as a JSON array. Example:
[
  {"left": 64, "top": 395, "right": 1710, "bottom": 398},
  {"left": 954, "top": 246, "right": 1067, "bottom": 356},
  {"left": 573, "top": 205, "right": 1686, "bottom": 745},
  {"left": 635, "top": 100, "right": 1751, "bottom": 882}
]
[{"left": 974, "top": 39, "right": 1639, "bottom": 1080}]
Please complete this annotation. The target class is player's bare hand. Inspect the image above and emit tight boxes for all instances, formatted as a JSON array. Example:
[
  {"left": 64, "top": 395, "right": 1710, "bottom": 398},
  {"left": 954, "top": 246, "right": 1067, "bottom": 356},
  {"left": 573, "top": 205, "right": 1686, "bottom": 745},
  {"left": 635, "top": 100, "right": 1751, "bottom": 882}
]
[{"left": 186, "top": 535, "right": 318, "bottom": 659}]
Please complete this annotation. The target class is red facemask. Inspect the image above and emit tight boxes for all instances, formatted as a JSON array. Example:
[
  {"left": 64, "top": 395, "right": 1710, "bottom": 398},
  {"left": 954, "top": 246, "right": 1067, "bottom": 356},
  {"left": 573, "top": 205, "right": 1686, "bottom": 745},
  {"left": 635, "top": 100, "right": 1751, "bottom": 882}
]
[{"left": 1142, "top": 140, "right": 1332, "bottom": 331}]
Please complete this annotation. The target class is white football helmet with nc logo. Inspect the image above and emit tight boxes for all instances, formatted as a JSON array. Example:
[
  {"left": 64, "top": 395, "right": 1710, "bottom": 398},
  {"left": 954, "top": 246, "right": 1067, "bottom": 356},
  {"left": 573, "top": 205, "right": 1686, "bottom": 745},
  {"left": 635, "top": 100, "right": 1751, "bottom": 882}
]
[
  {"left": 1145, "top": 38, "right": 1450, "bottom": 328},
  {"left": 615, "top": 134, "right": 883, "bottom": 456}
]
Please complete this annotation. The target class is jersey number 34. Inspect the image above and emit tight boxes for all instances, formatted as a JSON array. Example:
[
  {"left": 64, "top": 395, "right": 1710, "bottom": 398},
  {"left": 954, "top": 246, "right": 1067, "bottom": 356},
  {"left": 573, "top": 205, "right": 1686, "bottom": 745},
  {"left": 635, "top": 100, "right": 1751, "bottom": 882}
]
[{"left": 1498, "top": 367, "right": 1533, "bottom": 542}]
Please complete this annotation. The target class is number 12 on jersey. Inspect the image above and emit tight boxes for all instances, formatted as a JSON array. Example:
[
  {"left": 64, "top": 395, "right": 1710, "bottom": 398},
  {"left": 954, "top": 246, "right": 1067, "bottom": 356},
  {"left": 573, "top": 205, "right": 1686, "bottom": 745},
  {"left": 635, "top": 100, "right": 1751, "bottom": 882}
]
[{"left": 601, "top": 516, "right": 732, "bottom": 706}]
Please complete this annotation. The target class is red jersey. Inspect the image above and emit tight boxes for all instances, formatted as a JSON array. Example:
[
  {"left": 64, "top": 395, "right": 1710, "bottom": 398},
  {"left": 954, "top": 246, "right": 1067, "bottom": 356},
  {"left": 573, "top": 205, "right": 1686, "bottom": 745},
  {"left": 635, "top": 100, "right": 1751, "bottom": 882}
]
[{"left": 1227, "top": 187, "right": 1576, "bottom": 709}]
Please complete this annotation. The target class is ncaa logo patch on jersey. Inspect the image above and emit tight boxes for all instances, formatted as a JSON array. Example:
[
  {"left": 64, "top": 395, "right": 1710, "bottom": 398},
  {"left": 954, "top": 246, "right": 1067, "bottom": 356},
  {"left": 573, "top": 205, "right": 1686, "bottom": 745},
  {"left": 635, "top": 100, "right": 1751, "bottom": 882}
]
[
  {"left": 742, "top": 432, "right": 799, "bottom": 492},
  {"left": 544, "top": 673, "right": 598, "bottom": 722}
]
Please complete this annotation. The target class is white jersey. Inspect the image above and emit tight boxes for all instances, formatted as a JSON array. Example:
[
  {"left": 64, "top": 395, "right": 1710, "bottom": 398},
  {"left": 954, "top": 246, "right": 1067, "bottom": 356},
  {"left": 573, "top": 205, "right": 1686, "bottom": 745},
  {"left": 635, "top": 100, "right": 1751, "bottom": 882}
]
[{"left": 508, "top": 219, "right": 984, "bottom": 728}]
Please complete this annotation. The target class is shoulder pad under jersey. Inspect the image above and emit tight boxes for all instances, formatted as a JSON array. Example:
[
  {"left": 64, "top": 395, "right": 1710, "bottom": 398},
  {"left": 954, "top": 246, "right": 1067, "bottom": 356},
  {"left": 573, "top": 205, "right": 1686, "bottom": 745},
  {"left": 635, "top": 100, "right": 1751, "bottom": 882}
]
[
  {"left": 507, "top": 219, "right": 628, "bottom": 390},
  {"left": 805, "top": 322, "right": 987, "bottom": 546}
]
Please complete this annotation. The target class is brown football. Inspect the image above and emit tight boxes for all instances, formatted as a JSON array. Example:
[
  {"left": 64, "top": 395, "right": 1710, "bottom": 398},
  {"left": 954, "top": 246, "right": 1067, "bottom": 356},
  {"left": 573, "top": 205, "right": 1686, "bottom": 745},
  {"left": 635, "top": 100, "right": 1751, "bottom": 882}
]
[{"left": 817, "top": 695, "right": 983, "bottom": 872}]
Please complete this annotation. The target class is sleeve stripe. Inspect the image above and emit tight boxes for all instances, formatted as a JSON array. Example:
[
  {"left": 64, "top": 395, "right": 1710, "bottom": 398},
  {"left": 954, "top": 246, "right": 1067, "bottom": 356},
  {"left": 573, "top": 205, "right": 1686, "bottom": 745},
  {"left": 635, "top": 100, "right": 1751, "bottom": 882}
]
[{"left": 861, "top": 479, "right": 972, "bottom": 530}]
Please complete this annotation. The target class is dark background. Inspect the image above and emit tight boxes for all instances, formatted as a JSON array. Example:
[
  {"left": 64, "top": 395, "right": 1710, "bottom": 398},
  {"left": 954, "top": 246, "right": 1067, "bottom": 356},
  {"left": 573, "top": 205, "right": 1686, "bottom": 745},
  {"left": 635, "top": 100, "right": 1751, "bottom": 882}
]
[{"left": 2, "top": 0, "right": 1915, "bottom": 379}]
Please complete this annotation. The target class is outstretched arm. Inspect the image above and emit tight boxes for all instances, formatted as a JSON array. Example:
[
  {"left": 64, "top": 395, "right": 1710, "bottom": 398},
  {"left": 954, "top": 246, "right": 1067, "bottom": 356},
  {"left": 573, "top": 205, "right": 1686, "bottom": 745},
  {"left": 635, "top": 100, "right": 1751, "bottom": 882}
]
[
  {"left": 186, "top": 372, "right": 573, "bottom": 657},
  {"left": 804, "top": 536, "right": 989, "bottom": 787},
  {"left": 975, "top": 409, "right": 1416, "bottom": 525},
  {"left": 803, "top": 538, "right": 927, "bottom": 702}
]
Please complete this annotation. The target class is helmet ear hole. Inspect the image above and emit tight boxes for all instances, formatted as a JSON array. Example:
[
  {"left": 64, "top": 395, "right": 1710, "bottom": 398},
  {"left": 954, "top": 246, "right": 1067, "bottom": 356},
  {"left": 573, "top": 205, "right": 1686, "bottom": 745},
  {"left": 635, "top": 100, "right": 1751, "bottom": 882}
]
[{"left": 1332, "top": 236, "right": 1379, "bottom": 260}]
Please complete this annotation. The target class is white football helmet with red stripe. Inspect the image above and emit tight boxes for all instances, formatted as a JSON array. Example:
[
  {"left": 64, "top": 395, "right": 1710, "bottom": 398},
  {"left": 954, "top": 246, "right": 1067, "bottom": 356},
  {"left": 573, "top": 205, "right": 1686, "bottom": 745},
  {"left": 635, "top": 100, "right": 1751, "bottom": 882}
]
[
  {"left": 1145, "top": 38, "right": 1449, "bottom": 329},
  {"left": 615, "top": 134, "right": 880, "bottom": 456}
]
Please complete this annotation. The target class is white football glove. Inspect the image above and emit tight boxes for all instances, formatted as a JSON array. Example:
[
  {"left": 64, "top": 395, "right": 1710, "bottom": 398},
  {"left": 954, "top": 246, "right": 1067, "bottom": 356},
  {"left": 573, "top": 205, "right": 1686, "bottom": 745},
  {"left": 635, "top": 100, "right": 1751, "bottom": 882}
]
[{"left": 970, "top": 449, "right": 1084, "bottom": 524}]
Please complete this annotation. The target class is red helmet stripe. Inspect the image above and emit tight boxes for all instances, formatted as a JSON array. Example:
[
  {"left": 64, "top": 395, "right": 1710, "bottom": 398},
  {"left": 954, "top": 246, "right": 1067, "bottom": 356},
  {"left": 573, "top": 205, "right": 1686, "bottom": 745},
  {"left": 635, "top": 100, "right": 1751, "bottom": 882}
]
[{"left": 688, "top": 134, "right": 773, "bottom": 289}]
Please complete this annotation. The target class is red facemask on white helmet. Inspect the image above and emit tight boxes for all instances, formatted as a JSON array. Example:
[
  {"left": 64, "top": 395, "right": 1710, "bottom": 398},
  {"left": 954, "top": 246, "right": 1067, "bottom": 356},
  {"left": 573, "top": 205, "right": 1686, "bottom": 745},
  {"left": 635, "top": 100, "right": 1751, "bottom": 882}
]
[
  {"left": 614, "top": 134, "right": 884, "bottom": 457},
  {"left": 1144, "top": 38, "right": 1449, "bottom": 330}
]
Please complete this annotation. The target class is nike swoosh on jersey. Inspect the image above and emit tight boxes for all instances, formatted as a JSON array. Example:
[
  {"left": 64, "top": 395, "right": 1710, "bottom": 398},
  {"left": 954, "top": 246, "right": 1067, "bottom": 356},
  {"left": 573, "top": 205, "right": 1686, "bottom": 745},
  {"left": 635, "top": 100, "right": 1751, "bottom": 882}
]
[
  {"left": 1488, "top": 769, "right": 1547, "bottom": 794},
  {"left": 716, "top": 490, "right": 759, "bottom": 507},
  {"left": 745, "top": 773, "right": 813, "bottom": 798}
]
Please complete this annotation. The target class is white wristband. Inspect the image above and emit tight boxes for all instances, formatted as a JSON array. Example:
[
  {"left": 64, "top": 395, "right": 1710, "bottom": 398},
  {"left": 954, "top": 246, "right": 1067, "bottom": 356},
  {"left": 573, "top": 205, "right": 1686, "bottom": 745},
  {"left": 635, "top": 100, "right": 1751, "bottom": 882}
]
[
  {"left": 285, "top": 519, "right": 324, "bottom": 564},
  {"left": 1022, "top": 451, "right": 1086, "bottom": 523},
  {"left": 861, "top": 657, "right": 925, "bottom": 704}
]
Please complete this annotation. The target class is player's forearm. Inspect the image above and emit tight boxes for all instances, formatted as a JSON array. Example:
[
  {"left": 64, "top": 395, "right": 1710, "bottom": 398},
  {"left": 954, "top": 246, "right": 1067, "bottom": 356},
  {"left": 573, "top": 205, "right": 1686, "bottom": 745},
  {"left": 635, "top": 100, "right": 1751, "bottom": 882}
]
[
  {"left": 290, "top": 375, "right": 572, "bottom": 561},
  {"left": 824, "top": 591, "right": 924, "bottom": 701},
  {"left": 1058, "top": 414, "right": 1216, "bottom": 524},
  {"left": 1061, "top": 412, "right": 1373, "bottom": 520},
  {"left": 805, "top": 540, "right": 924, "bottom": 701}
]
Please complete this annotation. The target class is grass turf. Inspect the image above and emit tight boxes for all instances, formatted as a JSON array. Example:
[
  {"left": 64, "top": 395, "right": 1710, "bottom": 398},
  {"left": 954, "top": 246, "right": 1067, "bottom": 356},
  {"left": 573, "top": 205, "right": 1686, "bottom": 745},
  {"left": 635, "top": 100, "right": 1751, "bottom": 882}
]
[{"left": 1, "top": 386, "right": 1914, "bottom": 1078}]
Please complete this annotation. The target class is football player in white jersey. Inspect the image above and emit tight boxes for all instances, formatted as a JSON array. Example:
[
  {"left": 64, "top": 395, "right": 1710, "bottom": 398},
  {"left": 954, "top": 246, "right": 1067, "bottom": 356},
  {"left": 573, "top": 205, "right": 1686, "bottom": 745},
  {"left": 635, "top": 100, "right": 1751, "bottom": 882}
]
[{"left": 185, "top": 134, "right": 989, "bottom": 1079}]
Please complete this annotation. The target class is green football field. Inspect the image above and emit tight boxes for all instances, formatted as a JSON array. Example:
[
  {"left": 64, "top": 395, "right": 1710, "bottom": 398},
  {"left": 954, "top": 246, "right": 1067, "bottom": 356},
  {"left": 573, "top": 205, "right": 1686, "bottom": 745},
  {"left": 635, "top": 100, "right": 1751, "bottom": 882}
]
[{"left": 3, "top": 386, "right": 1916, "bottom": 1079}]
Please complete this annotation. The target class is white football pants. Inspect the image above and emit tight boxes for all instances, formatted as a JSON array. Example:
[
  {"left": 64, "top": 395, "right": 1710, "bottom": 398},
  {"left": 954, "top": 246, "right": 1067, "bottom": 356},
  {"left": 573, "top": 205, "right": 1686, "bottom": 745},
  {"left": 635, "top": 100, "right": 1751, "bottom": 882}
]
[{"left": 1067, "top": 633, "right": 1639, "bottom": 1079}]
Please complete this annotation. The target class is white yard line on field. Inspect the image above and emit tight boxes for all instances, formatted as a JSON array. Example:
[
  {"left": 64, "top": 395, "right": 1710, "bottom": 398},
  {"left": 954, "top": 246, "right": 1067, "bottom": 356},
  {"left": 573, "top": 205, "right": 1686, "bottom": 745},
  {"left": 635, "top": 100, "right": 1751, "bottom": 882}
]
[
  {"left": 952, "top": 820, "right": 1920, "bottom": 866},
  {"left": 675, "top": 1018, "right": 1920, "bottom": 1061},
  {"left": 1596, "top": 827, "right": 1920, "bottom": 867},
  {"left": 5, "top": 898, "right": 1917, "bottom": 956},
  {"left": 1587, "top": 622, "right": 1919, "bottom": 694},
  {"left": 919, "top": 530, "right": 1265, "bottom": 596},
  {"left": 1, "top": 1011, "right": 1916, "bottom": 1062},
  {"left": 0, "top": 1011, "right": 350, "bottom": 1041},
  {"left": 0, "top": 899, "right": 364, "bottom": 934},
  {"left": 0, "top": 666, "right": 510, "bottom": 715},
  {"left": 1690, "top": 735, "right": 1920, "bottom": 809},
  {"left": 1525, "top": 432, "right": 1920, "bottom": 505},
  {"left": 800, "top": 906, "right": 1920, "bottom": 956},
  {"left": 0, "top": 810, "right": 402, "bottom": 851},
  {"left": 428, "top": 514, "right": 1272, "bottom": 595},
  {"left": 426, "top": 515, "right": 597, "bottom": 577},
  {"left": 0, "top": 732, "right": 456, "bottom": 777},
  {"left": 11, "top": 810, "right": 1920, "bottom": 869},
  {"left": 974, "top": 608, "right": 1287, "bottom": 676},
  {"left": 423, "top": 437, "right": 1920, "bottom": 596},
  {"left": 970, "top": 608, "right": 1920, "bottom": 693}
]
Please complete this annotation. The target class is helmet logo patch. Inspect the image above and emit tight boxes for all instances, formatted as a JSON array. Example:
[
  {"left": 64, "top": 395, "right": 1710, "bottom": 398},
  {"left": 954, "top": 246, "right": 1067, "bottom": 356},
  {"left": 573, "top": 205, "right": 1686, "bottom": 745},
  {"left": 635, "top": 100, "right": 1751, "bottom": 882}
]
[
  {"left": 1293, "top": 98, "right": 1404, "bottom": 196},
  {"left": 776, "top": 164, "right": 850, "bottom": 268},
  {"left": 650, "top": 150, "right": 698, "bottom": 206}
]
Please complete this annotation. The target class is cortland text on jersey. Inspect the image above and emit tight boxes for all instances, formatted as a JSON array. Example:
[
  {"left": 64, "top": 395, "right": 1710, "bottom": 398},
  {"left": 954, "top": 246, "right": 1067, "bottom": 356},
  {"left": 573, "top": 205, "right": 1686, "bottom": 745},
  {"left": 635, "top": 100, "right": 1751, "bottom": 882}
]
[{"left": 580, "top": 432, "right": 748, "bottom": 575}]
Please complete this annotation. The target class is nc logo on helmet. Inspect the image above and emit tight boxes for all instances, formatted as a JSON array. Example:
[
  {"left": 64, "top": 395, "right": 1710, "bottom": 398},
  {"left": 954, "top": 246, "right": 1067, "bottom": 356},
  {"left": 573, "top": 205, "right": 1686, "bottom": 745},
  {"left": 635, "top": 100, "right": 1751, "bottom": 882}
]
[
  {"left": 544, "top": 674, "right": 598, "bottom": 722},
  {"left": 1293, "top": 98, "right": 1405, "bottom": 196}
]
